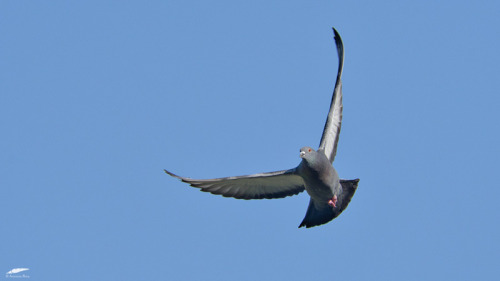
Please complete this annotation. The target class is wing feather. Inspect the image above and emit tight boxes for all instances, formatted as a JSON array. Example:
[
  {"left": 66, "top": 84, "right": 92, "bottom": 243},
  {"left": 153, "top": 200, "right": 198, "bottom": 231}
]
[
  {"left": 318, "top": 27, "right": 344, "bottom": 163},
  {"left": 165, "top": 169, "right": 306, "bottom": 200}
]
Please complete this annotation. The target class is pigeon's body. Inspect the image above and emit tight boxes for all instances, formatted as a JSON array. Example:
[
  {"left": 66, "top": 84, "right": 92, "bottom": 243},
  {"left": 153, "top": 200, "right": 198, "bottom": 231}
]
[
  {"left": 298, "top": 147, "right": 339, "bottom": 203},
  {"left": 165, "top": 28, "right": 359, "bottom": 228}
]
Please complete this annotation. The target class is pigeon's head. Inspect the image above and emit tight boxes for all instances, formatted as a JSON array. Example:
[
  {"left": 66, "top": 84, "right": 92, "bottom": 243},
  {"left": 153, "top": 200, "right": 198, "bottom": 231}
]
[{"left": 299, "top": 146, "right": 316, "bottom": 160}]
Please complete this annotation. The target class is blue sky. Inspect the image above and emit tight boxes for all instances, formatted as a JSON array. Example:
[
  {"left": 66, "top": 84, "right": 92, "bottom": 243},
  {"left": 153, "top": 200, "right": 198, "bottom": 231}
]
[{"left": 1, "top": 1, "right": 499, "bottom": 280}]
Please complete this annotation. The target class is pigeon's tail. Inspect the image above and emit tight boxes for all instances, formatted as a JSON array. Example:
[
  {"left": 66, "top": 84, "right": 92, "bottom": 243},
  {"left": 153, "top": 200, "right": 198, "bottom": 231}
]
[{"left": 299, "top": 179, "right": 359, "bottom": 228}]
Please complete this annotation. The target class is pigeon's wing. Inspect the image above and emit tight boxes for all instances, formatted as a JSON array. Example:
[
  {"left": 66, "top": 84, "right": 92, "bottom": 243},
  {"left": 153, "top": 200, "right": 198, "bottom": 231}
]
[
  {"left": 165, "top": 168, "right": 306, "bottom": 200},
  {"left": 299, "top": 178, "right": 359, "bottom": 228},
  {"left": 318, "top": 27, "right": 344, "bottom": 163}
]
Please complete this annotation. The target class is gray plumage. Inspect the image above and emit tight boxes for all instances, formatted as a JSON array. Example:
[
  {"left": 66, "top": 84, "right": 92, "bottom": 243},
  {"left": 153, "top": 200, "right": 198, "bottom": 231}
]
[{"left": 165, "top": 27, "right": 359, "bottom": 228}]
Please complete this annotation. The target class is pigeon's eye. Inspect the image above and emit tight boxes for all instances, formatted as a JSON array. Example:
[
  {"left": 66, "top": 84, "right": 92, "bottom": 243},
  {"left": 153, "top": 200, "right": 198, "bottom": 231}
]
[{"left": 308, "top": 148, "right": 312, "bottom": 152}]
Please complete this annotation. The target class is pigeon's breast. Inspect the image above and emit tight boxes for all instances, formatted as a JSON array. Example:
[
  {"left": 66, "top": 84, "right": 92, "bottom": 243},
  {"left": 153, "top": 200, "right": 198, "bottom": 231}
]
[
  {"left": 304, "top": 176, "right": 334, "bottom": 201},
  {"left": 298, "top": 159, "right": 339, "bottom": 202}
]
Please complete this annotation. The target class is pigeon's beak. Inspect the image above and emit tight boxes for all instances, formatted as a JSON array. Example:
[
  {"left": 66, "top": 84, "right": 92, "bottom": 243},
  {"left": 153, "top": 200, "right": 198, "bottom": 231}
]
[{"left": 300, "top": 151, "right": 305, "bottom": 158}]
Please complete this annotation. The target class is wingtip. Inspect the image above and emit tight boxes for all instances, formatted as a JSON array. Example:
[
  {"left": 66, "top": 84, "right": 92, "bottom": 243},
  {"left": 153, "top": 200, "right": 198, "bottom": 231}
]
[
  {"left": 164, "top": 169, "right": 182, "bottom": 180},
  {"left": 332, "top": 26, "right": 340, "bottom": 37},
  {"left": 332, "top": 27, "right": 343, "bottom": 51}
]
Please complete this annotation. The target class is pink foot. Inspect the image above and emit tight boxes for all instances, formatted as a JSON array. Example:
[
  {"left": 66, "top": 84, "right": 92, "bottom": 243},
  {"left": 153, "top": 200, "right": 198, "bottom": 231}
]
[{"left": 328, "top": 195, "right": 337, "bottom": 208}]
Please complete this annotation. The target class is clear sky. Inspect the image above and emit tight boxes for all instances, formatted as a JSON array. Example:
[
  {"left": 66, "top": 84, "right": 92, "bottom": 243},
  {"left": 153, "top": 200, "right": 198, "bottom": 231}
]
[{"left": 1, "top": 1, "right": 499, "bottom": 280}]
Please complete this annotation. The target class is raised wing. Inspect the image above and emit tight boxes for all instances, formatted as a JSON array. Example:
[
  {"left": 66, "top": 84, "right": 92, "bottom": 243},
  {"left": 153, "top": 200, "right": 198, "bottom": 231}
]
[
  {"left": 318, "top": 27, "right": 344, "bottom": 163},
  {"left": 165, "top": 169, "right": 306, "bottom": 200}
]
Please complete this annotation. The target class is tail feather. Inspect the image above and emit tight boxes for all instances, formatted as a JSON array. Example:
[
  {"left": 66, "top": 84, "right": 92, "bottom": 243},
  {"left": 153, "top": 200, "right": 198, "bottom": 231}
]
[{"left": 299, "top": 179, "right": 359, "bottom": 228}]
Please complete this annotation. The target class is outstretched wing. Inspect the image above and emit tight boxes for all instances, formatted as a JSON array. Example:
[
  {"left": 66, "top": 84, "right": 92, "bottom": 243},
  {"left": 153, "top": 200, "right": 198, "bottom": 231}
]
[
  {"left": 318, "top": 27, "right": 344, "bottom": 163},
  {"left": 165, "top": 169, "right": 306, "bottom": 200}
]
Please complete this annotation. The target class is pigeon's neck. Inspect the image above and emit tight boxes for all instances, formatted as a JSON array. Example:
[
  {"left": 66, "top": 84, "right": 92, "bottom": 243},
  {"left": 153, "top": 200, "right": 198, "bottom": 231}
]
[
  {"left": 299, "top": 152, "right": 338, "bottom": 186},
  {"left": 310, "top": 152, "right": 330, "bottom": 171},
  {"left": 299, "top": 160, "right": 319, "bottom": 178},
  {"left": 299, "top": 155, "right": 325, "bottom": 177}
]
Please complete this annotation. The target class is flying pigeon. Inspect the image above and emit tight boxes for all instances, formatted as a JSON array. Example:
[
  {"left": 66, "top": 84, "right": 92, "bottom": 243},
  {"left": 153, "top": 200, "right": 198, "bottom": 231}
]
[{"left": 165, "top": 27, "right": 359, "bottom": 228}]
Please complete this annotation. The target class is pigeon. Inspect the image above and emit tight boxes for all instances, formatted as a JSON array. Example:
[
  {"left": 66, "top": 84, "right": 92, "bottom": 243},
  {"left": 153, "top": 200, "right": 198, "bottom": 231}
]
[{"left": 165, "top": 27, "right": 359, "bottom": 228}]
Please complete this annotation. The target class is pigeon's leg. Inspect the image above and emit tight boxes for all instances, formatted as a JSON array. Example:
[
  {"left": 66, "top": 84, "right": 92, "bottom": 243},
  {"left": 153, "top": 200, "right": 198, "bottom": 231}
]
[{"left": 328, "top": 195, "right": 337, "bottom": 208}]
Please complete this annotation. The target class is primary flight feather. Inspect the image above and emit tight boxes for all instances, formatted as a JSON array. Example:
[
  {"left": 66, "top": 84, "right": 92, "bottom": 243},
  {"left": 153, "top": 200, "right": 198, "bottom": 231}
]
[{"left": 165, "top": 27, "right": 359, "bottom": 228}]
